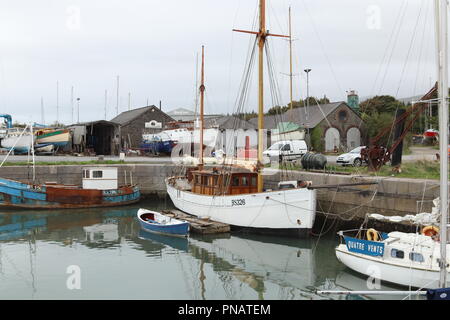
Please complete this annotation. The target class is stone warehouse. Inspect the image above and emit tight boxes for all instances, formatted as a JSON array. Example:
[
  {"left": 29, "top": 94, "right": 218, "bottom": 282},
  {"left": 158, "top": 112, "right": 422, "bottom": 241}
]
[
  {"left": 111, "top": 105, "right": 175, "bottom": 150},
  {"left": 251, "top": 101, "right": 365, "bottom": 152}
]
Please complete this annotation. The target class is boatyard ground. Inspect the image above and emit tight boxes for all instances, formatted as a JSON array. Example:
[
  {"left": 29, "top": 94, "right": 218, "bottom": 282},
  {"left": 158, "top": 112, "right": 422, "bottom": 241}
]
[{"left": 0, "top": 145, "right": 438, "bottom": 163}]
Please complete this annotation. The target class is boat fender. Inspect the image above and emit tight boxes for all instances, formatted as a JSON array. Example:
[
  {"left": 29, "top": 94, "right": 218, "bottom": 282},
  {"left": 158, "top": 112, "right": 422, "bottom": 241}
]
[
  {"left": 422, "top": 226, "right": 439, "bottom": 238},
  {"left": 366, "top": 228, "right": 379, "bottom": 241}
]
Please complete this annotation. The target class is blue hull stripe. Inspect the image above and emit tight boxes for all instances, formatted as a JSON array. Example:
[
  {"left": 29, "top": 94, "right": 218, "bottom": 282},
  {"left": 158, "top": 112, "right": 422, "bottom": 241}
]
[
  {"left": 138, "top": 220, "right": 189, "bottom": 236},
  {"left": 0, "top": 178, "right": 140, "bottom": 207}
]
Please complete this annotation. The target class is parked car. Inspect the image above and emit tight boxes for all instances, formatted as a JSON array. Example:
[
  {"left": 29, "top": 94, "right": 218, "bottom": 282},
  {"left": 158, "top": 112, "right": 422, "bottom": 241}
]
[
  {"left": 336, "top": 146, "right": 366, "bottom": 167},
  {"left": 263, "top": 140, "right": 308, "bottom": 162}
]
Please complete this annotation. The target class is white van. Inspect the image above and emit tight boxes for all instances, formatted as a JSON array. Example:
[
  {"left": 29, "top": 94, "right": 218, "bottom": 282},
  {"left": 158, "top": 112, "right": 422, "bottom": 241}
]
[{"left": 263, "top": 140, "right": 308, "bottom": 161}]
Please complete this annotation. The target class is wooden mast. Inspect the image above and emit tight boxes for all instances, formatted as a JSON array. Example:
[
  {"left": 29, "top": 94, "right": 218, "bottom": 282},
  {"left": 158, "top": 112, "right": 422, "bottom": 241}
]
[
  {"left": 233, "top": 0, "right": 289, "bottom": 192},
  {"left": 256, "top": 0, "right": 266, "bottom": 192},
  {"left": 199, "top": 45, "right": 205, "bottom": 168}
]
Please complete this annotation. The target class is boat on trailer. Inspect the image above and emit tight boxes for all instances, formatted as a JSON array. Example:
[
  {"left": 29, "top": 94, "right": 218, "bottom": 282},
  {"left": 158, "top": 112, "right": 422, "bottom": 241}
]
[
  {"left": 137, "top": 208, "right": 190, "bottom": 237},
  {"left": 0, "top": 166, "right": 141, "bottom": 209},
  {"left": 35, "top": 128, "right": 70, "bottom": 149}
]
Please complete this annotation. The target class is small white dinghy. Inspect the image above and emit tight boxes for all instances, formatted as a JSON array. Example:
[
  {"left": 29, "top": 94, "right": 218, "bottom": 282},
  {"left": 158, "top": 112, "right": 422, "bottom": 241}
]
[{"left": 137, "top": 209, "right": 190, "bottom": 237}]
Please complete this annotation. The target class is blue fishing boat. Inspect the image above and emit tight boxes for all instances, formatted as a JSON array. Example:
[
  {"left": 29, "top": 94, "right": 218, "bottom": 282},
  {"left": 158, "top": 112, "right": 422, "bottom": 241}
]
[
  {"left": 0, "top": 167, "right": 140, "bottom": 209},
  {"left": 140, "top": 139, "right": 176, "bottom": 155},
  {"left": 137, "top": 209, "right": 189, "bottom": 237}
]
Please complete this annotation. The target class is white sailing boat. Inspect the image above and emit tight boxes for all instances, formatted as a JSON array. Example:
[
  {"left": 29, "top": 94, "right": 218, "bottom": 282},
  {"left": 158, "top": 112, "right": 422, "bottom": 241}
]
[
  {"left": 165, "top": 1, "right": 317, "bottom": 237},
  {"left": 0, "top": 127, "right": 34, "bottom": 154},
  {"left": 333, "top": 0, "right": 450, "bottom": 292}
]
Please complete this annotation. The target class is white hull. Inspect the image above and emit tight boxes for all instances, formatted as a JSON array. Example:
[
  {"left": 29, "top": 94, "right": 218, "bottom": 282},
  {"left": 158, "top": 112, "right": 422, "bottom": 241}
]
[
  {"left": 0, "top": 134, "right": 33, "bottom": 151},
  {"left": 336, "top": 245, "right": 450, "bottom": 289},
  {"left": 36, "top": 131, "right": 70, "bottom": 144},
  {"left": 166, "top": 179, "right": 316, "bottom": 234}
]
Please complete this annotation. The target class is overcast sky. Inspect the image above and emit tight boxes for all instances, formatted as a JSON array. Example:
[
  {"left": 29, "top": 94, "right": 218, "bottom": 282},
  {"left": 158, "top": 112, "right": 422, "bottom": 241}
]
[{"left": 0, "top": 0, "right": 444, "bottom": 124}]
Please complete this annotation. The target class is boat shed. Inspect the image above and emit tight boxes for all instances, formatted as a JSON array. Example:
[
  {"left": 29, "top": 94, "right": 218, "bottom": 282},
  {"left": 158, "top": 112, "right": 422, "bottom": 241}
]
[
  {"left": 111, "top": 105, "right": 175, "bottom": 150},
  {"left": 67, "top": 120, "right": 120, "bottom": 155}
]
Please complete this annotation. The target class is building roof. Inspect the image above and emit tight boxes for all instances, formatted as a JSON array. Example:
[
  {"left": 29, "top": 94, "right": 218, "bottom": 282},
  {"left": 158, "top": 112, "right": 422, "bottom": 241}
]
[
  {"left": 66, "top": 120, "right": 120, "bottom": 128},
  {"left": 249, "top": 102, "right": 352, "bottom": 129},
  {"left": 204, "top": 115, "right": 257, "bottom": 130},
  {"left": 167, "top": 107, "right": 224, "bottom": 122},
  {"left": 167, "top": 107, "right": 195, "bottom": 116},
  {"left": 110, "top": 105, "right": 174, "bottom": 125}
]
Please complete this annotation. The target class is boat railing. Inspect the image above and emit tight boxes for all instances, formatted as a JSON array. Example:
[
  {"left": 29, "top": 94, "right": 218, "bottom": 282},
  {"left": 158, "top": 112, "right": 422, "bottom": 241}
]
[{"left": 338, "top": 228, "right": 388, "bottom": 243}]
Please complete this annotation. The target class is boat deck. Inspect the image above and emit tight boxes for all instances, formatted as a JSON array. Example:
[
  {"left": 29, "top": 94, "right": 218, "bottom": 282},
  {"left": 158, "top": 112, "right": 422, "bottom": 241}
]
[{"left": 162, "top": 209, "right": 230, "bottom": 234}]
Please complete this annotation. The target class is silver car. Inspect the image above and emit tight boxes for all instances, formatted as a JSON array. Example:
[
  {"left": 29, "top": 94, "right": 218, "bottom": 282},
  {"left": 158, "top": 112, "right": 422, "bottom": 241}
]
[{"left": 336, "top": 146, "right": 366, "bottom": 167}]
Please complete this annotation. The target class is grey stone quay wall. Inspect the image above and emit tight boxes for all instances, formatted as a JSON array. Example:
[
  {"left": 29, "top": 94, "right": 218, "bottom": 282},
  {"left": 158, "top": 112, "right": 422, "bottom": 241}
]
[{"left": 0, "top": 164, "right": 441, "bottom": 218}]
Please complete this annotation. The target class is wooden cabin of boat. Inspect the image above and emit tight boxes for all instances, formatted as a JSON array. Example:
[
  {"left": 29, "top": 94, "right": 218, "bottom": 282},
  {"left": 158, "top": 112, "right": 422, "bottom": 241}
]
[
  {"left": 189, "top": 168, "right": 258, "bottom": 196},
  {"left": 82, "top": 167, "right": 119, "bottom": 190}
]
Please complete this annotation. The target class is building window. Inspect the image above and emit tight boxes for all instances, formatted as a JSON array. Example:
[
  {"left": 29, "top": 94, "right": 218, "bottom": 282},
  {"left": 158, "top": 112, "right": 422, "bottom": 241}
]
[
  {"left": 232, "top": 176, "right": 240, "bottom": 186},
  {"left": 338, "top": 110, "right": 348, "bottom": 121},
  {"left": 84, "top": 170, "right": 90, "bottom": 179},
  {"left": 409, "top": 252, "right": 424, "bottom": 263},
  {"left": 251, "top": 176, "right": 257, "bottom": 186},
  {"left": 213, "top": 176, "right": 218, "bottom": 185},
  {"left": 242, "top": 176, "right": 249, "bottom": 186},
  {"left": 93, "top": 171, "right": 103, "bottom": 178},
  {"left": 391, "top": 248, "right": 404, "bottom": 259}
]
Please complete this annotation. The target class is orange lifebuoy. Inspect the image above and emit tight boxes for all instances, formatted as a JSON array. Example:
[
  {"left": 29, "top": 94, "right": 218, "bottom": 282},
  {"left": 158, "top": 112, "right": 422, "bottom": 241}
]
[
  {"left": 366, "top": 228, "right": 379, "bottom": 241},
  {"left": 422, "top": 226, "right": 439, "bottom": 237}
]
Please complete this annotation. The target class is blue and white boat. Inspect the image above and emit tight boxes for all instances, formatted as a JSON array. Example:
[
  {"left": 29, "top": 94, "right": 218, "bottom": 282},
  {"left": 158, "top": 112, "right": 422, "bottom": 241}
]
[
  {"left": 140, "top": 138, "right": 176, "bottom": 155},
  {"left": 137, "top": 208, "right": 189, "bottom": 237}
]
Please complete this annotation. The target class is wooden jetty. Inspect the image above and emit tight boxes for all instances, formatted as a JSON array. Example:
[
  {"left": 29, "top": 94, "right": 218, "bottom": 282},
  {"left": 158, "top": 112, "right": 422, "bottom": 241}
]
[{"left": 162, "top": 209, "right": 230, "bottom": 234}]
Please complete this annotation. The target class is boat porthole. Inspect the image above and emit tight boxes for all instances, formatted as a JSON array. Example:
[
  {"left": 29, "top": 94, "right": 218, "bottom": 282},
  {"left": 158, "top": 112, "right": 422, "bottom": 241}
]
[
  {"left": 297, "top": 219, "right": 301, "bottom": 225},
  {"left": 297, "top": 250, "right": 302, "bottom": 257},
  {"left": 266, "top": 196, "right": 269, "bottom": 200}
]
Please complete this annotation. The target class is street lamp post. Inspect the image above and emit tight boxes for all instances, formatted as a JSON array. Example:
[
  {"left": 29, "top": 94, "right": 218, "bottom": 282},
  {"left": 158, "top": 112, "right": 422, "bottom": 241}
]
[
  {"left": 77, "top": 98, "right": 80, "bottom": 123},
  {"left": 304, "top": 68, "right": 312, "bottom": 133}
]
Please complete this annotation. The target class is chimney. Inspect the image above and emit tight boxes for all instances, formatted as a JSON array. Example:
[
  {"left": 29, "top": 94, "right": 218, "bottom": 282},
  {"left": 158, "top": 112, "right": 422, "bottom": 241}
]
[{"left": 159, "top": 100, "right": 162, "bottom": 110}]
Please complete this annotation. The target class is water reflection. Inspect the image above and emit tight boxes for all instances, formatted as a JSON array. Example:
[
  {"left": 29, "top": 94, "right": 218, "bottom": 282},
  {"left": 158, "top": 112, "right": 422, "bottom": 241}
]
[{"left": 0, "top": 200, "right": 408, "bottom": 300}]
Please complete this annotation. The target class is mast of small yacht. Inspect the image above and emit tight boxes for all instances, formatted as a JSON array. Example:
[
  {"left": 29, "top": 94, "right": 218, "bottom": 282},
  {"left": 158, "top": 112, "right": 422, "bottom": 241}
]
[
  {"left": 199, "top": 45, "right": 205, "bottom": 169},
  {"left": 436, "top": 0, "right": 449, "bottom": 288},
  {"left": 233, "top": 0, "right": 289, "bottom": 192},
  {"left": 288, "top": 7, "right": 294, "bottom": 111}
]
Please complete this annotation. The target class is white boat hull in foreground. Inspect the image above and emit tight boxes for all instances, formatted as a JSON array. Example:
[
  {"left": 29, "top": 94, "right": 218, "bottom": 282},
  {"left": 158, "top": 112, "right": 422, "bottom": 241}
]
[
  {"left": 166, "top": 179, "right": 316, "bottom": 237},
  {"left": 336, "top": 237, "right": 450, "bottom": 289}
]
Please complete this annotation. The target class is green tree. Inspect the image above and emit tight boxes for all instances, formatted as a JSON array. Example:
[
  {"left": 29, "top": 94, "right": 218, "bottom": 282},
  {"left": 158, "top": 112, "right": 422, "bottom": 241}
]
[
  {"left": 310, "top": 126, "right": 324, "bottom": 152},
  {"left": 359, "top": 95, "right": 405, "bottom": 115},
  {"left": 361, "top": 111, "right": 395, "bottom": 146}
]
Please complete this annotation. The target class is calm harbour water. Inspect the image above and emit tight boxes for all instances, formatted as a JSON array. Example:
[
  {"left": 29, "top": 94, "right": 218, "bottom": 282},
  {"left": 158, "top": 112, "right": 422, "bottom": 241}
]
[{"left": 0, "top": 199, "right": 420, "bottom": 300}]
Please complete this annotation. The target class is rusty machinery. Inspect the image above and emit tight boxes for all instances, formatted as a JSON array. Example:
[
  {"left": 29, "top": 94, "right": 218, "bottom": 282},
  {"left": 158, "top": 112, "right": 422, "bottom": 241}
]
[{"left": 361, "top": 84, "right": 437, "bottom": 171}]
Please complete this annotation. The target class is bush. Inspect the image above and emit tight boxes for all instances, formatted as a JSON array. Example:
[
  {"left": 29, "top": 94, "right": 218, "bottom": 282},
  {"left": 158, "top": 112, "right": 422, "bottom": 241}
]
[{"left": 310, "top": 126, "right": 324, "bottom": 152}]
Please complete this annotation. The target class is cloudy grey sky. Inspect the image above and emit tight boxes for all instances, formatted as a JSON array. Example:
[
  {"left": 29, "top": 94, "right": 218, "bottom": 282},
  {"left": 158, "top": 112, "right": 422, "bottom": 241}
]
[{"left": 0, "top": 0, "right": 443, "bottom": 124}]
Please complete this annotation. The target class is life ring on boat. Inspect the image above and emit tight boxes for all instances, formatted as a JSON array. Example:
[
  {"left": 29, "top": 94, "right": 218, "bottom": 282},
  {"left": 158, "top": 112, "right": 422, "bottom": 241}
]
[
  {"left": 422, "top": 226, "right": 439, "bottom": 237},
  {"left": 366, "top": 228, "right": 379, "bottom": 241}
]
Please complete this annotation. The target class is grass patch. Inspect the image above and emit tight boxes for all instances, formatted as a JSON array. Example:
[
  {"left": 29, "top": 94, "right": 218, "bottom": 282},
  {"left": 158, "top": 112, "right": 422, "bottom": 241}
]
[
  {"left": 0, "top": 160, "right": 126, "bottom": 166},
  {"left": 278, "top": 160, "right": 442, "bottom": 180}
]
